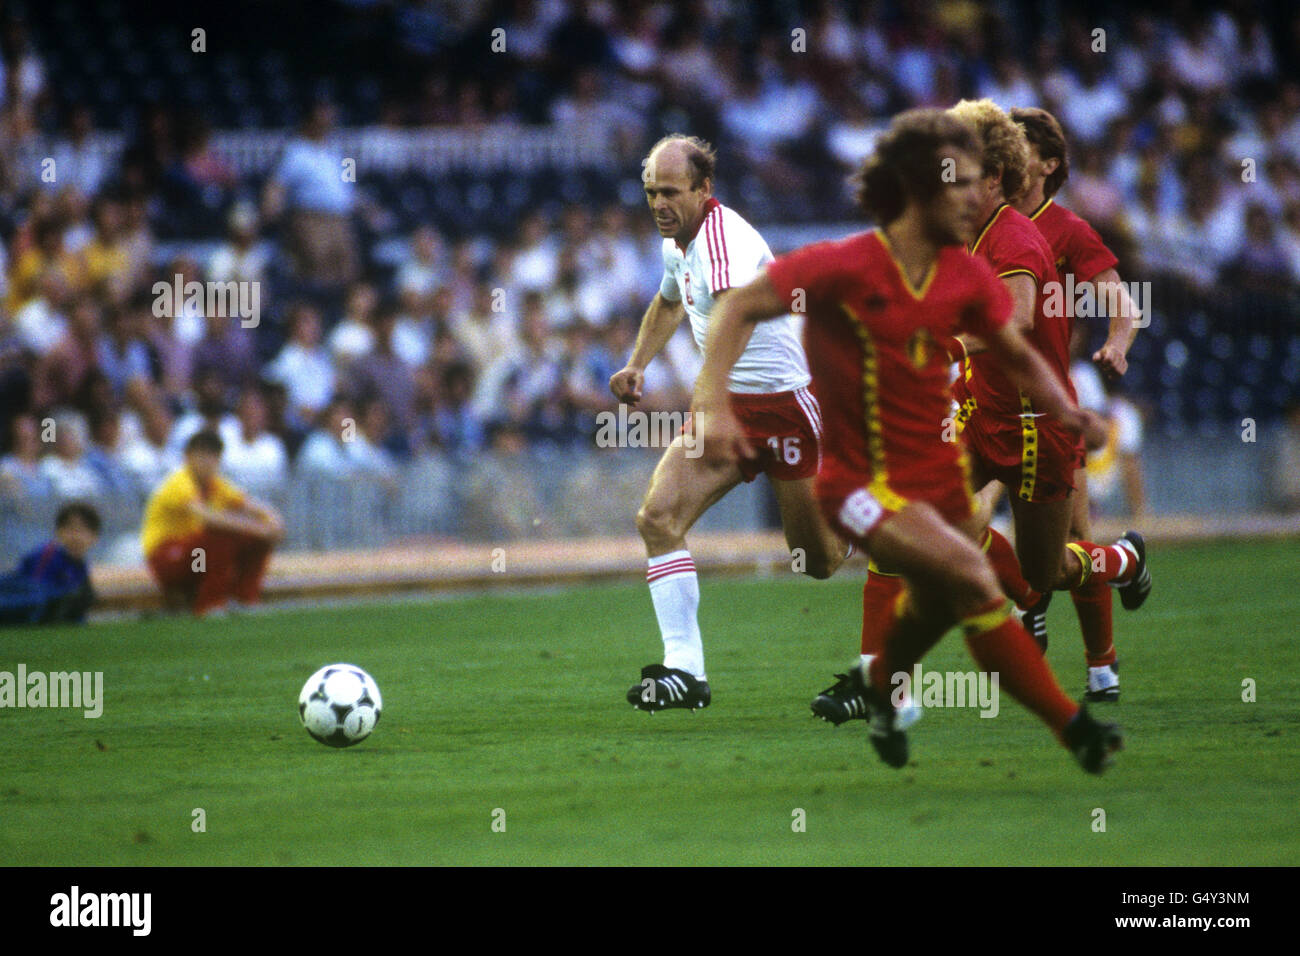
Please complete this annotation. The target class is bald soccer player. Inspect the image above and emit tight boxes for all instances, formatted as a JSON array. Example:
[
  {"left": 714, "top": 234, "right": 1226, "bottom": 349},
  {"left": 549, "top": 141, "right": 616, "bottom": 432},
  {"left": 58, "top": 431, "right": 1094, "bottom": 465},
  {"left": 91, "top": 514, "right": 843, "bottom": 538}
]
[{"left": 610, "top": 134, "right": 849, "bottom": 712}]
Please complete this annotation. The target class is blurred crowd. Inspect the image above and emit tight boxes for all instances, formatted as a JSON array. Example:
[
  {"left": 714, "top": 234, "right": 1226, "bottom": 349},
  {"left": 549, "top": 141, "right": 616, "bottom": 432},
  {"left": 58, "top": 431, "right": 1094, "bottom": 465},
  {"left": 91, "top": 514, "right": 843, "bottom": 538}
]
[
  {"left": 1, "top": 0, "right": 1299, "bottom": 519},
  {"left": 390, "top": 0, "right": 1300, "bottom": 290}
]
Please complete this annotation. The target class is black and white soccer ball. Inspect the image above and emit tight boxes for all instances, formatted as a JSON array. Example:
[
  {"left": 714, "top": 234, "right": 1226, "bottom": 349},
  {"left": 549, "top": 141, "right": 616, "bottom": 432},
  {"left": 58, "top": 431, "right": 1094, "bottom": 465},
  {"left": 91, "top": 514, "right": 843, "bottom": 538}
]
[{"left": 298, "top": 664, "right": 383, "bottom": 748}]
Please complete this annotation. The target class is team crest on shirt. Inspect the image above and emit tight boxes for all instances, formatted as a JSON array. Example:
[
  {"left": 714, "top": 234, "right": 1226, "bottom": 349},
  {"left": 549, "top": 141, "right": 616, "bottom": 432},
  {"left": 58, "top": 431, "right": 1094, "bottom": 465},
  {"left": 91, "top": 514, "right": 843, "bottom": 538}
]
[{"left": 906, "top": 327, "right": 938, "bottom": 369}]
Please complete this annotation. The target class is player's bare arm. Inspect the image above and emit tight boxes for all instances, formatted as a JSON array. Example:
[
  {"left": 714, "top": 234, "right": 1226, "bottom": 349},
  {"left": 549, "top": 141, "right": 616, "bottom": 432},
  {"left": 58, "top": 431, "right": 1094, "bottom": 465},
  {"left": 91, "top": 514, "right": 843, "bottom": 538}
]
[
  {"left": 189, "top": 501, "right": 282, "bottom": 542},
  {"left": 958, "top": 272, "right": 1036, "bottom": 357},
  {"left": 983, "top": 320, "right": 1098, "bottom": 440},
  {"left": 241, "top": 496, "right": 286, "bottom": 542},
  {"left": 1085, "top": 266, "right": 1140, "bottom": 377},
  {"left": 609, "top": 292, "right": 687, "bottom": 405}
]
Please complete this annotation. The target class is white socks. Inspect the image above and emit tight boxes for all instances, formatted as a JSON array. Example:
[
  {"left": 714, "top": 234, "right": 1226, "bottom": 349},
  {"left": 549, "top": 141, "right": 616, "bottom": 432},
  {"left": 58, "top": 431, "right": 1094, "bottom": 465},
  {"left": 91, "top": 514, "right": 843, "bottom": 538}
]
[
  {"left": 647, "top": 550, "right": 705, "bottom": 679},
  {"left": 1087, "top": 665, "right": 1120, "bottom": 693}
]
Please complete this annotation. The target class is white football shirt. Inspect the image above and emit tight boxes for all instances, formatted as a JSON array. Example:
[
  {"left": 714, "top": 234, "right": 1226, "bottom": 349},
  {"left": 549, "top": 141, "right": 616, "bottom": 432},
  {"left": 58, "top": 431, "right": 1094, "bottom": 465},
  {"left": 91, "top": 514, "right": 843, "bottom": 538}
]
[{"left": 658, "top": 199, "right": 810, "bottom": 394}]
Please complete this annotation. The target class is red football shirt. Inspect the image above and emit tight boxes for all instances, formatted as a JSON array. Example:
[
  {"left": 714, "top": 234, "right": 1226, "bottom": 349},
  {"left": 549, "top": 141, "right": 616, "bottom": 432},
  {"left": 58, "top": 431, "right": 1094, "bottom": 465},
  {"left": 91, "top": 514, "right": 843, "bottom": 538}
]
[
  {"left": 765, "top": 229, "right": 1012, "bottom": 504},
  {"left": 965, "top": 203, "right": 1074, "bottom": 425},
  {"left": 1029, "top": 197, "right": 1118, "bottom": 286}
]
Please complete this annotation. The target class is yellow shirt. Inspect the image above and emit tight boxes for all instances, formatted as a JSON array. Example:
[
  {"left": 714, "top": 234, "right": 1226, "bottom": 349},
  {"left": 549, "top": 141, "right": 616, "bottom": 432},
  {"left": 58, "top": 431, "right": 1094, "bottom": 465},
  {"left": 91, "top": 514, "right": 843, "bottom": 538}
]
[
  {"left": 141, "top": 467, "right": 245, "bottom": 557},
  {"left": 81, "top": 239, "right": 130, "bottom": 290},
  {"left": 6, "top": 249, "right": 88, "bottom": 311}
]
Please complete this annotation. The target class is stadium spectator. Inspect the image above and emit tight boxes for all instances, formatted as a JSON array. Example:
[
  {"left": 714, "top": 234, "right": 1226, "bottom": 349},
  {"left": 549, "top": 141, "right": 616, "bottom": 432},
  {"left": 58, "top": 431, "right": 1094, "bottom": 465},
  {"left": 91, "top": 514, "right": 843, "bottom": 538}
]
[
  {"left": 474, "top": 306, "right": 566, "bottom": 441},
  {"left": 145, "top": 293, "right": 195, "bottom": 403},
  {"left": 563, "top": 320, "right": 621, "bottom": 422},
  {"left": 1073, "top": 351, "right": 1148, "bottom": 519},
  {"left": 1162, "top": 168, "right": 1243, "bottom": 289},
  {"left": 169, "top": 370, "right": 238, "bottom": 454},
  {"left": 1056, "top": 58, "right": 1127, "bottom": 146},
  {"left": 85, "top": 408, "right": 136, "bottom": 497},
  {"left": 265, "top": 302, "right": 336, "bottom": 427},
  {"left": 426, "top": 361, "right": 486, "bottom": 457},
  {"left": 207, "top": 201, "right": 268, "bottom": 287},
  {"left": 140, "top": 429, "right": 284, "bottom": 616},
  {"left": 162, "top": 254, "right": 208, "bottom": 348},
  {"left": 328, "top": 281, "right": 378, "bottom": 365},
  {"left": 543, "top": 247, "right": 583, "bottom": 330},
  {"left": 980, "top": 54, "right": 1039, "bottom": 111},
  {"left": 395, "top": 224, "right": 446, "bottom": 313},
  {"left": 0, "top": 16, "right": 46, "bottom": 113},
  {"left": 1282, "top": 200, "right": 1300, "bottom": 282},
  {"left": 7, "top": 215, "right": 83, "bottom": 313},
  {"left": 449, "top": 281, "right": 517, "bottom": 375},
  {"left": 262, "top": 99, "right": 358, "bottom": 287},
  {"left": 346, "top": 305, "right": 418, "bottom": 448},
  {"left": 1224, "top": 203, "right": 1293, "bottom": 292},
  {"left": 169, "top": 114, "right": 237, "bottom": 206},
  {"left": 511, "top": 212, "right": 559, "bottom": 294},
  {"left": 51, "top": 105, "right": 108, "bottom": 197},
  {"left": 297, "top": 397, "right": 357, "bottom": 475},
  {"left": 0, "top": 502, "right": 99, "bottom": 626},
  {"left": 1169, "top": 11, "right": 1233, "bottom": 94},
  {"left": 33, "top": 298, "right": 100, "bottom": 412},
  {"left": 95, "top": 303, "right": 152, "bottom": 403},
  {"left": 191, "top": 313, "right": 259, "bottom": 403},
  {"left": 118, "top": 192, "right": 154, "bottom": 288},
  {"left": 38, "top": 413, "right": 103, "bottom": 501},
  {"left": 55, "top": 185, "right": 94, "bottom": 255},
  {"left": 0, "top": 413, "right": 52, "bottom": 506},
  {"left": 390, "top": 294, "right": 432, "bottom": 370},
  {"left": 119, "top": 400, "right": 180, "bottom": 495},
  {"left": 346, "top": 397, "right": 400, "bottom": 481},
  {"left": 579, "top": 204, "right": 643, "bottom": 319},
  {"left": 12, "top": 270, "right": 71, "bottom": 357},
  {"left": 219, "top": 387, "right": 289, "bottom": 496},
  {"left": 80, "top": 195, "right": 132, "bottom": 303}
]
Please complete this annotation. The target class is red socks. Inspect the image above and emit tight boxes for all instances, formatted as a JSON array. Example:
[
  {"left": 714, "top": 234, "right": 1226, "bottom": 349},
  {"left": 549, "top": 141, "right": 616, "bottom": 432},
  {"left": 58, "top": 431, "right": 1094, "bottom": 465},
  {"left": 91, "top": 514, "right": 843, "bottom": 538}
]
[
  {"left": 1071, "top": 579, "right": 1116, "bottom": 667},
  {"left": 866, "top": 593, "right": 950, "bottom": 696},
  {"left": 983, "top": 528, "right": 1040, "bottom": 609},
  {"left": 961, "top": 599, "right": 1078, "bottom": 737},
  {"left": 860, "top": 568, "right": 905, "bottom": 656},
  {"left": 1066, "top": 541, "right": 1135, "bottom": 587}
]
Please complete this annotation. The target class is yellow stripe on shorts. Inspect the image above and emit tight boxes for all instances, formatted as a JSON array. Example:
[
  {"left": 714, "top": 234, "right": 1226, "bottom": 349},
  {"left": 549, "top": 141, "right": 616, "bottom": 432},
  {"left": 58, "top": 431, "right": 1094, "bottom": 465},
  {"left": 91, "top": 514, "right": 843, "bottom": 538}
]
[{"left": 1018, "top": 393, "right": 1038, "bottom": 501}]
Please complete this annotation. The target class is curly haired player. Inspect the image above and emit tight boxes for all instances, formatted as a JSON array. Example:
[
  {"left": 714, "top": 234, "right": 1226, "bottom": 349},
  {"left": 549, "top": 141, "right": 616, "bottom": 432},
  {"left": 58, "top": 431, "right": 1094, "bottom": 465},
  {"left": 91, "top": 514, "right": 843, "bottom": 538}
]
[
  {"left": 691, "top": 109, "right": 1122, "bottom": 773},
  {"left": 816, "top": 101, "right": 1151, "bottom": 726}
]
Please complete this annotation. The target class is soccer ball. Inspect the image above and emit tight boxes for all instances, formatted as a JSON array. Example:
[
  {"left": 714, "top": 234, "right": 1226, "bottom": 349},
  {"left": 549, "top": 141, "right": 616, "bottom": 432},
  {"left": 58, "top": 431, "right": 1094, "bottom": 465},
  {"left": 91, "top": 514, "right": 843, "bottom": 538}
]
[{"left": 298, "top": 664, "right": 383, "bottom": 748}]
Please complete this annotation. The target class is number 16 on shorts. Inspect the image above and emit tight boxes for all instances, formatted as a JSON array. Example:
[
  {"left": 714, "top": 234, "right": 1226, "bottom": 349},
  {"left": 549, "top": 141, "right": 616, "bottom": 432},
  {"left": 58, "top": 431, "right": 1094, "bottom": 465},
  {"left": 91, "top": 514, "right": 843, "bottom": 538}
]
[{"left": 767, "top": 436, "right": 802, "bottom": 465}]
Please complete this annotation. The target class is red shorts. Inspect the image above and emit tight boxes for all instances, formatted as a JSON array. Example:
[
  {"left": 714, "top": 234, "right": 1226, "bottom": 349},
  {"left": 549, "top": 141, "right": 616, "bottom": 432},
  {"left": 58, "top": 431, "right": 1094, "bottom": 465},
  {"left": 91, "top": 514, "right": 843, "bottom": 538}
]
[
  {"left": 727, "top": 386, "right": 822, "bottom": 482},
  {"left": 147, "top": 529, "right": 272, "bottom": 614},
  {"left": 964, "top": 412, "right": 1083, "bottom": 503},
  {"left": 815, "top": 455, "right": 977, "bottom": 546}
]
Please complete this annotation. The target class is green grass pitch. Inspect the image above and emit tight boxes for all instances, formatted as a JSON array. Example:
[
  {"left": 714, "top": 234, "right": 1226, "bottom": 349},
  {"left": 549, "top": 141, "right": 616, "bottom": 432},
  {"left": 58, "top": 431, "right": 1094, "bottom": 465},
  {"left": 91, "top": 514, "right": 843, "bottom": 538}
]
[{"left": 1, "top": 538, "right": 1296, "bottom": 865}]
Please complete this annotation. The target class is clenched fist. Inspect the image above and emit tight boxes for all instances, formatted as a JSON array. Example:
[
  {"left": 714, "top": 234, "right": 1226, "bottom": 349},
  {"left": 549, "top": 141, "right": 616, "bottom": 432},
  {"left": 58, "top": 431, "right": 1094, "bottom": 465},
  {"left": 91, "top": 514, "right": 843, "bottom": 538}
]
[{"left": 609, "top": 366, "right": 645, "bottom": 406}]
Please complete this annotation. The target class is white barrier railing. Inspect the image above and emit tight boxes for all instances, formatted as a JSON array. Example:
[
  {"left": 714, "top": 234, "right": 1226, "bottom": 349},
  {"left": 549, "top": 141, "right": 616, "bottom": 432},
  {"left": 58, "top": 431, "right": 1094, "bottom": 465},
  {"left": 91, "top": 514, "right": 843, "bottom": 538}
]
[{"left": 12, "top": 123, "right": 616, "bottom": 182}]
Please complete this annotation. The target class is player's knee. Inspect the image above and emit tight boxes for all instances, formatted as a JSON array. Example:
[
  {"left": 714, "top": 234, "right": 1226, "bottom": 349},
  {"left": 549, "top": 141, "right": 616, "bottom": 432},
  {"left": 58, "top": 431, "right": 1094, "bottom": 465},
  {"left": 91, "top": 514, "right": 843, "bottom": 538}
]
[
  {"left": 636, "top": 501, "right": 681, "bottom": 548},
  {"left": 797, "top": 540, "right": 841, "bottom": 579},
  {"left": 1051, "top": 551, "right": 1082, "bottom": 591},
  {"left": 948, "top": 549, "right": 1003, "bottom": 618},
  {"left": 803, "top": 556, "right": 836, "bottom": 580},
  {"left": 1024, "top": 565, "right": 1058, "bottom": 595}
]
